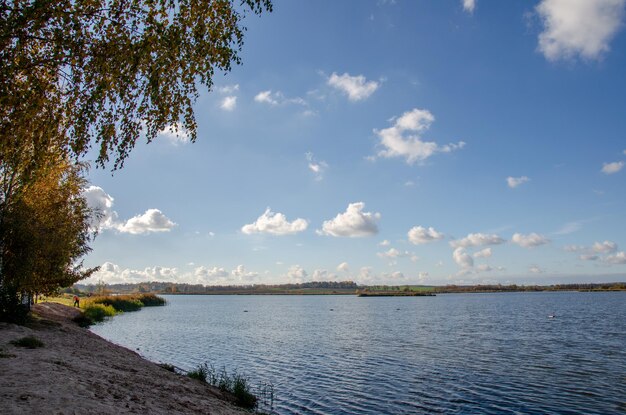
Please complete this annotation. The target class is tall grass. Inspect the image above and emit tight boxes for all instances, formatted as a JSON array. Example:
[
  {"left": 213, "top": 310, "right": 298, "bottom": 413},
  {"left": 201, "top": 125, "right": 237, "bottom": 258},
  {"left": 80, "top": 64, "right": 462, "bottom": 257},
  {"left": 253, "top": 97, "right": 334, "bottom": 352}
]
[
  {"left": 186, "top": 363, "right": 272, "bottom": 411},
  {"left": 90, "top": 293, "right": 166, "bottom": 312}
]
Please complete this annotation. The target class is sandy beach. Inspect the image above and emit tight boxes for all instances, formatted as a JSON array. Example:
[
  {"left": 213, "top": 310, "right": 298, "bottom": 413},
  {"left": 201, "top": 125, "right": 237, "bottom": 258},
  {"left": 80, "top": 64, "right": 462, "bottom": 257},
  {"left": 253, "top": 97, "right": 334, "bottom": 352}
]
[{"left": 0, "top": 303, "right": 249, "bottom": 415}]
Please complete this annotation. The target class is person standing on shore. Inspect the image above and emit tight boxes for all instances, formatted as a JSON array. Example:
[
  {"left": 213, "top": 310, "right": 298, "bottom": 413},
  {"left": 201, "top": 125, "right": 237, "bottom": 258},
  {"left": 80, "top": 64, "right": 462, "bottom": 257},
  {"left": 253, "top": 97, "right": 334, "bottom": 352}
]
[{"left": 73, "top": 296, "right": 80, "bottom": 308}]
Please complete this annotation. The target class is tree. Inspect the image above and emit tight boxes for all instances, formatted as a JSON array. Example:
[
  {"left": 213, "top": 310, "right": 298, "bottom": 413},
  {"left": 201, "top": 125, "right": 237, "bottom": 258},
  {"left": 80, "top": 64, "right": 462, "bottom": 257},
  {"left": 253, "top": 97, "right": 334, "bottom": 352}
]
[
  {"left": 1, "top": 0, "right": 272, "bottom": 169},
  {"left": 0, "top": 142, "right": 98, "bottom": 321}
]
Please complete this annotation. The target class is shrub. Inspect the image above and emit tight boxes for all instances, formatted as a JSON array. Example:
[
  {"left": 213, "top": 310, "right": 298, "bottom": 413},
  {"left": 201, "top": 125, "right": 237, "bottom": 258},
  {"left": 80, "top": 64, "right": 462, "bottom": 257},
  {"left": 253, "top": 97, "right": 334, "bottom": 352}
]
[
  {"left": 187, "top": 363, "right": 259, "bottom": 410},
  {"left": 91, "top": 296, "right": 143, "bottom": 312},
  {"left": 136, "top": 293, "right": 166, "bottom": 307},
  {"left": 10, "top": 336, "right": 44, "bottom": 348},
  {"left": 84, "top": 303, "right": 116, "bottom": 321}
]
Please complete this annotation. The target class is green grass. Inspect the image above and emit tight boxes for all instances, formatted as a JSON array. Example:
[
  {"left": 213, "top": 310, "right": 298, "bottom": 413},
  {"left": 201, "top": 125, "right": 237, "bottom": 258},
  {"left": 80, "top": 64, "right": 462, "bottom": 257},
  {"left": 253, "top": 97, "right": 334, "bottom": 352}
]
[
  {"left": 10, "top": 336, "right": 44, "bottom": 349},
  {"left": 89, "top": 293, "right": 166, "bottom": 312}
]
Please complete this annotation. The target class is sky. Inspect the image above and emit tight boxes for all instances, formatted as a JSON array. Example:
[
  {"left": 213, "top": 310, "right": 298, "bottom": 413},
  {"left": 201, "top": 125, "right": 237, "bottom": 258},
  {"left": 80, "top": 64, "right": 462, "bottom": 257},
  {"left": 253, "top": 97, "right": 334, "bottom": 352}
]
[{"left": 82, "top": 0, "right": 626, "bottom": 287}]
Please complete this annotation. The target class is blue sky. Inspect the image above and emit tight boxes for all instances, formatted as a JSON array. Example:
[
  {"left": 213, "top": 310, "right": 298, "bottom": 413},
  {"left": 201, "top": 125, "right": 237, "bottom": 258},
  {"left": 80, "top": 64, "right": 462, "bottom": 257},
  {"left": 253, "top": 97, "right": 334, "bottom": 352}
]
[{"left": 82, "top": 0, "right": 626, "bottom": 286}]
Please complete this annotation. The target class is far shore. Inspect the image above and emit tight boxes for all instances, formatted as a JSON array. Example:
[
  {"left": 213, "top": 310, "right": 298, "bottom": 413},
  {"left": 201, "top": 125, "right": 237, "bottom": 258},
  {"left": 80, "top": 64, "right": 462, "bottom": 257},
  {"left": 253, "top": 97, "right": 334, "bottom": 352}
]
[{"left": 0, "top": 303, "right": 250, "bottom": 415}]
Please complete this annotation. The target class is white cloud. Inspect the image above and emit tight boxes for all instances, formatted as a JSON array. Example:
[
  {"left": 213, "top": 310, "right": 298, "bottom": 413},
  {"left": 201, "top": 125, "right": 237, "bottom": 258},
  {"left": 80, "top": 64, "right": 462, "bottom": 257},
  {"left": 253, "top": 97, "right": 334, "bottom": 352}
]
[
  {"left": 377, "top": 248, "right": 412, "bottom": 259},
  {"left": 311, "top": 269, "right": 337, "bottom": 281},
  {"left": 195, "top": 266, "right": 230, "bottom": 281},
  {"left": 506, "top": 176, "right": 530, "bottom": 188},
  {"left": 602, "top": 161, "right": 624, "bottom": 174},
  {"left": 378, "top": 240, "right": 391, "bottom": 247},
  {"left": 605, "top": 251, "right": 626, "bottom": 264},
  {"left": 305, "top": 152, "right": 329, "bottom": 181},
  {"left": 593, "top": 240, "right": 618, "bottom": 253},
  {"left": 418, "top": 271, "right": 429, "bottom": 281},
  {"left": 327, "top": 72, "right": 379, "bottom": 101},
  {"left": 476, "top": 264, "right": 493, "bottom": 272},
  {"left": 318, "top": 202, "right": 380, "bottom": 237},
  {"left": 242, "top": 208, "right": 308, "bottom": 236},
  {"left": 118, "top": 209, "right": 177, "bottom": 234},
  {"left": 473, "top": 248, "right": 492, "bottom": 258},
  {"left": 536, "top": 0, "right": 626, "bottom": 61},
  {"left": 85, "top": 262, "right": 180, "bottom": 284},
  {"left": 407, "top": 226, "right": 445, "bottom": 244},
  {"left": 337, "top": 262, "right": 350, "bottom": 272},
  {"left": 83, "top": 186, "right": 119, "bottom": 230},
  {"left": 512, "top": 233, "right": 551, "bottom": 248},
  {"left": 158, "top": 122, "right": 190, "bottom": 144},
  {"left": 220, "top": 96, "right": 237, "bottom": 111},
  {"left": 286, "top": 265, "right": 308, "bottom": 283},
  {"left": 217, "top": 84, "right": 239, "bottom": 94},
  {"left": 579, "top": 254, "right": 599, "bottom": 261},
  {"left": 231, "top": 265, "right": 258, "bottom": 282},
  {"left": 254, "top": 90, "right": 280, "bottom": 105},
  {"left": 529, "top": 265, "right": 544, "bottom": 274},
  {"left": 254, "top": 90, "right": 307, "bottom": 107},
  {"left": 453, "top": 247, "right": 474, "bottom": 268},
  {"left": 374, "top": 108, "right": 465, "bottom": 164},
  {"left": 462, "top": 0, "right": 476, "bottom": 13},
  {"left": 564, "top": 244, "right": 585, "bottom": 252},
  {"left": 450, "top": 233, "right": 505, "bottom": 248},
  {"left": 355, "top": 266, "right": 374, "bottom": 284}
]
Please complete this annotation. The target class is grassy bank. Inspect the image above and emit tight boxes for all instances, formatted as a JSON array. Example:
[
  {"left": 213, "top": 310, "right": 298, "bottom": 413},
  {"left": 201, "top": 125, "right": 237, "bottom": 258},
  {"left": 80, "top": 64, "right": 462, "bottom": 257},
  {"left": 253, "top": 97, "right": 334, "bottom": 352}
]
[{"left": 45, "top": 293, "right": 166, "bottom": 326}]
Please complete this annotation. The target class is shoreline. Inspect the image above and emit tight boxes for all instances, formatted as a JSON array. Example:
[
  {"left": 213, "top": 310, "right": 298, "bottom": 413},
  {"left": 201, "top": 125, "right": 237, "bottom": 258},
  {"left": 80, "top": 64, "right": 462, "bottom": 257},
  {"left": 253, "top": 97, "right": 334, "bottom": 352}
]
[{"left": 0, "top": 303, "right": 249, "bottom": 415}]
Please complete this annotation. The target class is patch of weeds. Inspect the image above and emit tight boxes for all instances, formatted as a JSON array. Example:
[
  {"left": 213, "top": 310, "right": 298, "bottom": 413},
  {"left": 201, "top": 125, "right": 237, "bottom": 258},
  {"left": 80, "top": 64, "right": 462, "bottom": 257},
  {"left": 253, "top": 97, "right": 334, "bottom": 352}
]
[
  {"left": 159, "top": 363, "right": 177, "bottom": 373},
  {"left": 0, "top": 348, "right": 17, "bottom": 358},
  {"left": 83, "top": 303, "right": 116, "bottom": 322},
  {"left": 10, "top": 336, "right": 44, "bottom": 349},
  {"left": 187, "top": 363, "right": 209, "bottom": 382},
  {"left": 187, "top": 363, "right": 264, "bottom": 411}
]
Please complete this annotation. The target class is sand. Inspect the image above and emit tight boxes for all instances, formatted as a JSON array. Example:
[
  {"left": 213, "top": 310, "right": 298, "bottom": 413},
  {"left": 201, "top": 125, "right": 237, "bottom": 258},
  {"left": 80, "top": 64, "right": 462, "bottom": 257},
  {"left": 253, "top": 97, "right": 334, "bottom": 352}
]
[{"left": 0, "top": 303, "right": 249, "bottom": 415}]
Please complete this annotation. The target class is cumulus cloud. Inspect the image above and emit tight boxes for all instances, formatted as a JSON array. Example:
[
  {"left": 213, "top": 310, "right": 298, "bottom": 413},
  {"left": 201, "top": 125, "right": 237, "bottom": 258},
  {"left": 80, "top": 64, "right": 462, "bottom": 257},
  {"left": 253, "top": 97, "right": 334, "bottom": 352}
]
[
  {"left": 506, "top": 176, "right": 530, "bottom": 188},
  {"left": 529, "top": 265, "right": 544, "bottom": 274},
  {"left": 84, "top": 186, "right": 176, "bottom": 235},
  {"left": 512, "top": 233, "right": 551, "bottom": 248},
  {"left": 462, "top": 0, "right": 476, "bottom": 13},
  {"left": 374, "top": 108, "right": 465, "bottom": 164},
  {"left": 602, "top": 161, "right": 624, "bottom": 174},
  {"left": 318, "top": 202, "right": 380, "bottom": 237},
  {"left": 305, "top": 152, "right": 328, "bottom": 181},
  {"left": 473, "top": 248, "right": 492, "bottom": 258},
  {"left": 242, "top": 208, "right": 308, "bottom": 236},
  {"left": 83, "top": 186, "right": 119, "bottom": 230},
  {"left": 605, "top": 251, "right": 626, "bottom": 264},
  {"left": 311, "top": 269, "right": 337, "bottom": 281},
  {"left": 337, "top": 262, "right": 350, "bottom": 272},
  {"left": 379, "top": 240, "right": 391, "bottom": 247},
  {"left": 536, "top": 0, "right": 626, "bottom": 61},
  {"left": 158, "top": 122, "right": 190, "bottom": 144},
  {"left": 118, "top": 209, "right": 177, "bottom": 234},
  {"left": 286, "top": 265, "right": 308, "bottom": 283},
  {"left": 453, "top": 247, "right": 474, "bottom": 268},
  {"left": 450, "top": 233, "right": 505, "bottom": 248},
  {"left": 327, "top": 72, "right": 379, "bottom": 101},
  {"left": 85, "top": 262, "right": 180, "bottom": 284},
  {"left": 593, "top": 240, "right": 618, "bottom": 253},
  {"left": 564, "top": 244, "right": 585, "bottom": 252},
  {"left": 579, "top": 254, "right": 599, "bottom": 261},
  {"left": 408, "top": 226, "right": 445, "bottom": 244},
  {"left": 476, "top": 264, "right": 493, "bottom": 272},
  {"left": 194, "top": 266, "right": 230, "bottom": 283},
  {"left": 220, "top": 96, "right": 237, "bottom": 111},
  {"left": 231, "top": 265, "right": 259, "bottom": 282}
]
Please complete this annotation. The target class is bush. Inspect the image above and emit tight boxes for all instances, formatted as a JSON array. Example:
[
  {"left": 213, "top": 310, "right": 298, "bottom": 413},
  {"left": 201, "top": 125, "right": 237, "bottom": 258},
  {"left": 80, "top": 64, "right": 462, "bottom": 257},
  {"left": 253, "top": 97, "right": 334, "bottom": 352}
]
[
  {"left": 91, "top": 296, "right": 143, "bottom": 312},
  {"left": 187, "top": 363, "right": 259, "bottom": 410},
  {"left": 84, "top": 303, "right": 116, "bottom": 321},
  {"left": 10, "top": 336, "right": 44, "bottom": 348},
  {"left": 136, "top": 293, "right": 166, "bottom": 307}
]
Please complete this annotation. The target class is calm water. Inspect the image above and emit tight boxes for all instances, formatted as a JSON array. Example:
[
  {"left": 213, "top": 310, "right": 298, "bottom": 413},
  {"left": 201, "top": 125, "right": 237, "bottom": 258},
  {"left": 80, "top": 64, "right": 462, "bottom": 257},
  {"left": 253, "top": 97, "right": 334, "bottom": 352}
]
[{"left": 91, "top": 292, "right": 626, "bottom": 414}]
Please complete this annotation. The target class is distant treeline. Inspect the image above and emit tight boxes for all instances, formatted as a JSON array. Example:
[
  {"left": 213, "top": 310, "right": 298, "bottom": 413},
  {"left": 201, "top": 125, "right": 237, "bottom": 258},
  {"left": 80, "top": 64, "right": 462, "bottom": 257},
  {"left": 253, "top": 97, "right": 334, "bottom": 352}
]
[
  {"left": 74, "top": 280, "right": 360, "bottom": 295},
  {"left": 71, "top": 281, "right": 625, "bottom": 295},
  {"left": 434, "top": 282, "right": 626, "bottom": 293}
]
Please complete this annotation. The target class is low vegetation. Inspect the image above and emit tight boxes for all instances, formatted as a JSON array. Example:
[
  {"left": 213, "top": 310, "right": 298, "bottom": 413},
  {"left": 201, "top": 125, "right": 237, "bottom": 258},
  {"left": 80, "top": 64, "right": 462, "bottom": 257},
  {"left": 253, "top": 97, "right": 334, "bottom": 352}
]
[
  {"left": 186, "top": 363, "right": 273, "bottom": 411},
  {"left": 10, "top": 336, "right": 44, "bottom": 349}
]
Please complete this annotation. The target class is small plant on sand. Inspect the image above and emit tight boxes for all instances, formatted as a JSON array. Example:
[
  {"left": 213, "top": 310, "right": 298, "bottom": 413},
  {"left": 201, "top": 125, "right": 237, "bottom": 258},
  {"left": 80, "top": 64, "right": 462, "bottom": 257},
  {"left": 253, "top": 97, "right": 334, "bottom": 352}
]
[
  {"left": 187, "top": 363, "right": 209, "bottom": 382},
  {"left": 73, "top": 303, "right": 116, "bottom": 327},
  {"left": 187, "top": 363, "right": 260, "bottom": 410},
  {"left": 158, "top": 363, "right": 177, "bottom": 373},
  {"left": 10, "top": 336, "right": 44, "bottom": 349}
]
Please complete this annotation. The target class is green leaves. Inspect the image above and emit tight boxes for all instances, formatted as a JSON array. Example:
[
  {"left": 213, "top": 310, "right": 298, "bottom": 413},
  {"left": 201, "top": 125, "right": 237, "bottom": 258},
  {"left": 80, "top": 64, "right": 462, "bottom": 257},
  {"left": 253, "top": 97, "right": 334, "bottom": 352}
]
[{"left": 1, "top": 0, "right": 272, "bottom": 170}]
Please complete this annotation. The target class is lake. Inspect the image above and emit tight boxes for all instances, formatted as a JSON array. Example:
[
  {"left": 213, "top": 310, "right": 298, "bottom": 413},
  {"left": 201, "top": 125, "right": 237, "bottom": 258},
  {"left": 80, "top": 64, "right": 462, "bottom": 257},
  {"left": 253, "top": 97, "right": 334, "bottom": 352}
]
[{"left": 90, "top": 292, "right": 626, "bottom": 414}]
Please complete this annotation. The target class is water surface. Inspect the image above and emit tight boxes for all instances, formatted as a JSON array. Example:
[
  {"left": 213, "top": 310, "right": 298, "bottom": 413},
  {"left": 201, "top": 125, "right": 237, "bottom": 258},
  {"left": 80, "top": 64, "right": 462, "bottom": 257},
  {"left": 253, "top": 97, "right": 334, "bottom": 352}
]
[{"left": 91, "top": 292, "right": 626, "bottom": 414}]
